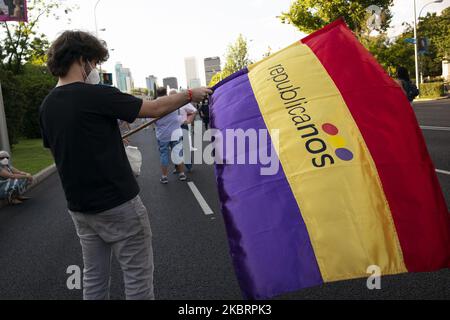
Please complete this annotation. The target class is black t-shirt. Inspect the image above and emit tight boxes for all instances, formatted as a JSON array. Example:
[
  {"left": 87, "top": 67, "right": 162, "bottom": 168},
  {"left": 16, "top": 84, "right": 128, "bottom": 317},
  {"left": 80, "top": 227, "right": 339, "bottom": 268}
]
[{"left": 39, "top": 82, "right": 143, "bottom": 214}]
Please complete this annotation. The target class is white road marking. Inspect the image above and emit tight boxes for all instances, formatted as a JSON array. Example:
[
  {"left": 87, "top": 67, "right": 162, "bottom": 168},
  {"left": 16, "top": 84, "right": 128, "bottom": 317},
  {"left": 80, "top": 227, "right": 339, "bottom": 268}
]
[
  {"left": 187, "top": 182, "right": 214, "bottom": 215},
  {"left": 420, "top": 126, "right": 450, "bottom": 132},
  {"left": 436, "top": 169, "right": 450, "bottom": 176}
]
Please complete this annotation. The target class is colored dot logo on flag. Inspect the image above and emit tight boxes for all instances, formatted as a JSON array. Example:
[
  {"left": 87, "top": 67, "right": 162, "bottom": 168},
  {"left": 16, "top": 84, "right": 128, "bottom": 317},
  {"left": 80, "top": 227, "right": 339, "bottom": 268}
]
[{"left": 322, "top": 123, "right": 354, "bottom": 161}]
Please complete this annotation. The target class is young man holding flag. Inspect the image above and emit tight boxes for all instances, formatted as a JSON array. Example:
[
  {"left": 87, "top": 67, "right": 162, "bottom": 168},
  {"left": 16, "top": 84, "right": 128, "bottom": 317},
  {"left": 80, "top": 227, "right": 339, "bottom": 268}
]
[{"left": 39, "top": 30, "right": 211, "bottom": 300}]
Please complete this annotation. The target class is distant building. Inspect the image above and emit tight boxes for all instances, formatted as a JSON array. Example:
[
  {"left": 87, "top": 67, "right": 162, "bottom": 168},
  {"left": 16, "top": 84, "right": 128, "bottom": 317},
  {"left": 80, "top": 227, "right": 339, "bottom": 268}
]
[
  {"left": 100, "top": 72, "right": 113, "bottom": 86},
  {"left": 125, "top": 77, "right": 133, "bottom": 94},
  {"left": 204, "top": 57, "right": 221, "bottom": 86},
  {"left": 146, "top": 75, "right": 158, "bottom": 98},
  {"left": 185, "top": 56, "right": 201, "bottom": 88},
  {"left": 188, "top": 79, "right": 201, "bottom": 89},
  {"left": 163, "top": 77, "right": 179, "bottom": 90},
  {"left": 115, "top": 62, "right": 134, "bottom": 93}
]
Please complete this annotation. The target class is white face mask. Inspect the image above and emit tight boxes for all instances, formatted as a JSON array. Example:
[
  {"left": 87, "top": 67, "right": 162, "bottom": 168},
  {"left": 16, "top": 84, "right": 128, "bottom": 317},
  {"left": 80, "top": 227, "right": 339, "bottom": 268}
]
[
  {"left": 0, "top": 158, "right": 9, "bottom": 165},
  {"left": 83, "top": 61, "right": 100, "bottom": 85}
]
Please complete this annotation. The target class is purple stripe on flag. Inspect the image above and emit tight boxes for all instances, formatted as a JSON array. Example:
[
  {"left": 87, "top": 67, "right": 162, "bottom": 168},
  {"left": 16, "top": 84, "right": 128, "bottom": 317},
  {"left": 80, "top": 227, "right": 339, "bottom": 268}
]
[
  {"left": 210, "top": 71, "right": 323, "bottom": 299},
  {"left": 211, "top": 68, "right": 249, "bottom": 91}
]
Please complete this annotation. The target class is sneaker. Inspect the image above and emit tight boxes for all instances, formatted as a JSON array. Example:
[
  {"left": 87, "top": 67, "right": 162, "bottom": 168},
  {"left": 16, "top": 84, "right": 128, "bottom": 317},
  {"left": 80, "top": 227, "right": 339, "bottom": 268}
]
[
  {"left": 172, "top": 169, "right": 178, "bottom": 175},
  {"left": 7, "top": 191, "right": 22, "bottom": 205},
  {"left": 178, "top": 173, "right": 187, "bottom": 181},
  {"left": 186, "top": 167, "right": 194, "bottom": 173},
  {"left": 160, "top": 176, "right": 169, "bottom": 184}
]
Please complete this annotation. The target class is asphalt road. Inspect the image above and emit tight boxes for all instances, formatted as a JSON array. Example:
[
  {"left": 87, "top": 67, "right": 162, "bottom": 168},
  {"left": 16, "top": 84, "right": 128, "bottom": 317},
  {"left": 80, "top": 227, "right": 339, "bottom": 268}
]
[
  {"left": 413, "top": 99, "right": 450, "bottom": 211},
  {"left": 0, "top": 99, "right": 448, "bottom": 300}
]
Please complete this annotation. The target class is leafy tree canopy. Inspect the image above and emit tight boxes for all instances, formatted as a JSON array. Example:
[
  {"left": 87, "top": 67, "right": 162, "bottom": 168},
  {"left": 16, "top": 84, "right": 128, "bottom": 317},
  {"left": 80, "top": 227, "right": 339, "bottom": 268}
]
[
  {"left": 280, "top": 0, "right": 393, "bottom": 36},
  {"left": 209, "top": 34, "right": 252, "bottom": 87}
]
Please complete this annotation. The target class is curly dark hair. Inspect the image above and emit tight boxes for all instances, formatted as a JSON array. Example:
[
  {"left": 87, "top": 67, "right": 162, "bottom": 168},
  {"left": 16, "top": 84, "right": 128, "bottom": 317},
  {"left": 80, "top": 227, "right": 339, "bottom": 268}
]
[{"left": 47, "top": 30, "right": 109, "bottom": 77}]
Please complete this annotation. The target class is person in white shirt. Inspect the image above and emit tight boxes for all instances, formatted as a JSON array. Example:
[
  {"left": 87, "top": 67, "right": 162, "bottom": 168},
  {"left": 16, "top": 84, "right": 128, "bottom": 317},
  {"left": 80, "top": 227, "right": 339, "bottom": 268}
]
[
  {"left": 154, "top": 88, "right": 187, "bottom": 184},
  {"left": 169, "top": 89, "right": 197, "bottom": 172}
]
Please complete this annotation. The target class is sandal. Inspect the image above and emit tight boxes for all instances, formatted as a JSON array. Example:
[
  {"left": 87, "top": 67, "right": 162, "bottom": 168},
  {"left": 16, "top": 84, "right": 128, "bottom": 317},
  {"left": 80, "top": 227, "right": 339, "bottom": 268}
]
[
  {"left": 17, "top": 196, "right": 31, "bottom": 201},
  {"left": 7, "top": 191, "right": 23, "bottom": 205},
  {"left": 9, "top": 198, "right": 23, "bottom": 205}
]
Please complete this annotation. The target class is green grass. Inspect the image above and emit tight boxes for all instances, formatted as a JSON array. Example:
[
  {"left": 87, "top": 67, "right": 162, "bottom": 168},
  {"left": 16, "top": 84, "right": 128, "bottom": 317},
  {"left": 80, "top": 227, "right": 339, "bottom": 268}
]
[{"left": 10, "top": 139, "right": 54, "bottom": 175}]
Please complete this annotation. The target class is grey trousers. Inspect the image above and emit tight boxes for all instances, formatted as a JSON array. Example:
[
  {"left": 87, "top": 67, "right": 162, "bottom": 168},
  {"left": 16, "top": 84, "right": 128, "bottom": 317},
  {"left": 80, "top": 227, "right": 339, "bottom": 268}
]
[{"left": 69, "top": 196, "right": 154, "bottom": 300}]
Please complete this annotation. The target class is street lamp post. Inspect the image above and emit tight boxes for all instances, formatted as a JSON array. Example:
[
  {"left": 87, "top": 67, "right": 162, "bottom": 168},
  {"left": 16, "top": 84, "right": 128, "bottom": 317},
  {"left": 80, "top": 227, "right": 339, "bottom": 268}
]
[
  {"left": 413, "top": 0, "right": 419, "bottom": 88},
  {"left": 413, "top": 0, "right": 443, "bottom": 88},
  {"left": 94, "top": 0, "right": 101, "bottom": 37},
  {"left": 94, "top": 0, "right": 105, "bottom": 82},
  {"left": 0, "top": 83, "right": 10, "bottom": 154}
]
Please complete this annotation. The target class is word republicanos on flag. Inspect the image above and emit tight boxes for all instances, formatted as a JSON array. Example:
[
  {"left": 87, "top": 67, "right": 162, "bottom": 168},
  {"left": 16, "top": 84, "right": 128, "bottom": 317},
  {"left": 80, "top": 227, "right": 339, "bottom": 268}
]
[
  {"left": 210, "top": 18, "right": 450, "bottom": 300},
  {"left": 0, "top": 0, "right": 28, "bottom": 22}
]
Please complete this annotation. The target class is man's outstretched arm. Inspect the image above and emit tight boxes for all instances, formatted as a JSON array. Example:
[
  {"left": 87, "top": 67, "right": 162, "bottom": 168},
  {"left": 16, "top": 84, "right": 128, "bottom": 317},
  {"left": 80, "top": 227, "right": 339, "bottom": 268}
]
[{"left": 138, "top": 87, "right": 212, "bottom": 118}]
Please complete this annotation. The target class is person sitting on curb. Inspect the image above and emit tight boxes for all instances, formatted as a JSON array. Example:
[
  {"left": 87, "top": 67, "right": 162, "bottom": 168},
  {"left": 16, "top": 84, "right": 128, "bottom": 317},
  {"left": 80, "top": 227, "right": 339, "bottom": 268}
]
[{"left": 0, "top": 150, "right": 33, "bottom": 205}]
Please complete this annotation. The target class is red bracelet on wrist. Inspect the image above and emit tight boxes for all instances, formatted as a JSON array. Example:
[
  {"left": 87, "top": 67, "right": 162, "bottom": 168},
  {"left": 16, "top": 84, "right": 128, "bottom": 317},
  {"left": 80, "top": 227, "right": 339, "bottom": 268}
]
[{"left": 187, "top": 89, "right": 193, "bottom": 102}]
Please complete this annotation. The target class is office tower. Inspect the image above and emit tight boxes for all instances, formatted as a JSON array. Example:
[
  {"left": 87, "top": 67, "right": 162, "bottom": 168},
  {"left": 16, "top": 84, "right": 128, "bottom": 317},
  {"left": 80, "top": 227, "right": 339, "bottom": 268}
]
[
  {"left": 115, "top": 62, "right": 134, "bottom": 93},
  {"left": 185, "top": 56, "right": 201, "bottom": 88},
  {"left": 204, "top": 57, "right": 221, "bottom": 85},
  {"left": 163, "top": 77, "right": 179, "bottom": 90},
  {"left": 146, "top": 75, "right": 158, "bottom": 97}
]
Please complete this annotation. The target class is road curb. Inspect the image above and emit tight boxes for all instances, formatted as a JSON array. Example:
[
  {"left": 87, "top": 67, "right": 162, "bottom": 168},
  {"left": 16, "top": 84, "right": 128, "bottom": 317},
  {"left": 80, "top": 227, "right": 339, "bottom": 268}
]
[
  {"left": 0, "top": 163, "right": 56, "bottom": 210},
  {"left": 414, "top": 96, "right": 450, "bottom": 102}
]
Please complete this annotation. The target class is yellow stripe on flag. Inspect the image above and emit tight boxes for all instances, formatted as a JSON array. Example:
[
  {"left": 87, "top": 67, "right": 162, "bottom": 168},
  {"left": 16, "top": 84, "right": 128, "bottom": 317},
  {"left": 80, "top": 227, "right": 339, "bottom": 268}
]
[{"left": 248, "top": 42, "right": 407, "bottom": 281}]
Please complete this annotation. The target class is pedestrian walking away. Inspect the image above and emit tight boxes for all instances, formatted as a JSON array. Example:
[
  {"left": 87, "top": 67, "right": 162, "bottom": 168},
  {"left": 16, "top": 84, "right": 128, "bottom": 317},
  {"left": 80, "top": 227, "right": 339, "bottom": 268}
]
[
  {"left": 199, "top": 97, "right": 210, "bottom": 130},
  {"left": 395, "top": 66, "right": 419, "bottom": 103}
]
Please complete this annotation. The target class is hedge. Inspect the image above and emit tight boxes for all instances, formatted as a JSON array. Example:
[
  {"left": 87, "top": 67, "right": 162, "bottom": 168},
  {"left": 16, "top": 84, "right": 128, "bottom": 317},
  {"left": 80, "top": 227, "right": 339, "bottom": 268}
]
[
  {"left": 0, "top": 69, "right": 26, "bottom": 145},
  {"left": 419, "top": 82, "right": 445, "bottom": 98},
  {"left": 0, "top": 64, "right": 57, "bottom": 145}
]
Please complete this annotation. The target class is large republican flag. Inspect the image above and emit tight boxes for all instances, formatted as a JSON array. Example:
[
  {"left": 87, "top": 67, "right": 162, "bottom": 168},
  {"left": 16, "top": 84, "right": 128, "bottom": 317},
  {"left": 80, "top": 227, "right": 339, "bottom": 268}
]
[{"left": 210, "top": 19, "right": 450, "bottom": 300}]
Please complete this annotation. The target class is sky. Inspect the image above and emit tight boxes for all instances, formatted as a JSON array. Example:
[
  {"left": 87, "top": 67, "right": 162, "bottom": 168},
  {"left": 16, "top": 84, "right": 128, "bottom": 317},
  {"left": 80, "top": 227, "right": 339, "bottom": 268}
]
[{"left": 35, "top": 0, "right": 449, "bottom": 88}]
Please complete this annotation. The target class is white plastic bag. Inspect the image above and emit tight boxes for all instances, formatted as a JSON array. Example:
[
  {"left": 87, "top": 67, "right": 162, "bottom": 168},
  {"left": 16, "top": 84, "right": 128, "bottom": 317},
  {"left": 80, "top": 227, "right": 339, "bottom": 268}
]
[{"left": 125, "top": 145, "right": 142, "bottom": 177}]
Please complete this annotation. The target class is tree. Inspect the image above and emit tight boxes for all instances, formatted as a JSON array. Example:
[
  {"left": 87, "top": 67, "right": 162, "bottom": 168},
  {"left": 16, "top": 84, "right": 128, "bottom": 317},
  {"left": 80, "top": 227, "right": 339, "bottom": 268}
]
[
  {"left": 280, "top": 0, "right": 393, "bottom": 36},
  {"left": 279, "top": 1, "right": 446, "bottom": 81},
  {"left": 418, "top": 8, "right": 450, "bottom": 60},
  {"left": 223, "top": 34, "right": 252, "bottom": 75},
  {"left": 370, "top": 8, "right": 450, "bottom": 81},
  {"left": 415, "top": 8, "right": 450, "bottom": 78},
  {"left": 208, "top": 72, "right": 223, "bottom": 87},
  {"left": 359, "top": 25, "right": 415, "bottom": 78},
  {"left": 16, "top": 64, "right": 57, "bottom": 139},
  {"left": 131, "top": 88, "right": 149, "bottom": 96},
  {"left": 384, "top": 29, "right": 415, "bottom": 77},
  {"left": 209, "top": 34, "right": 252, "bottom": 87},
  {"left": 0, "top": 70, "right": 26, "bottom": 144}
]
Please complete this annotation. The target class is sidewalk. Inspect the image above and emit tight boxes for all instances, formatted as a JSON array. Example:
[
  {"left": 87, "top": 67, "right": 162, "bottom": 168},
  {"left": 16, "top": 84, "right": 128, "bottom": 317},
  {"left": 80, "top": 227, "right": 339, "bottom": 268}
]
[
  {"left": 414, "top": 95, "right": 450, "bottom": 102},
  {"left": 0, "top": 164, "right": 56, "bottom": 209}
]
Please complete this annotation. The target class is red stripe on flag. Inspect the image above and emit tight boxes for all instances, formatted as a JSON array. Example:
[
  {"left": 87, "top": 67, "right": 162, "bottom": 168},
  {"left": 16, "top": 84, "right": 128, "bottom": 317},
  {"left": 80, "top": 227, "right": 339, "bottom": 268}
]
[{"left": 302, "top": 20, "right": 450, "bottom": 271}]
